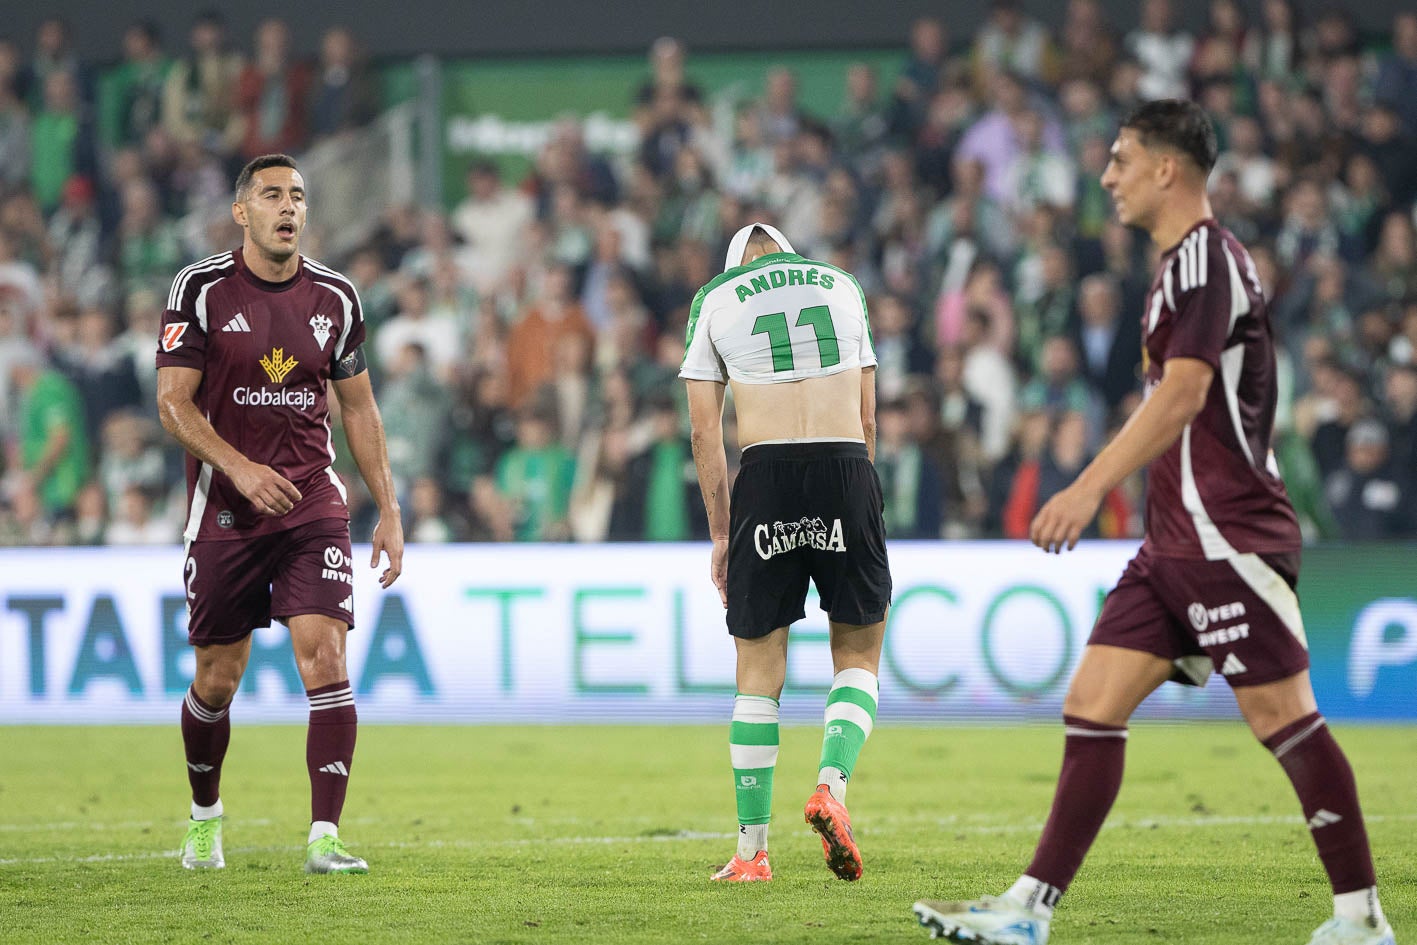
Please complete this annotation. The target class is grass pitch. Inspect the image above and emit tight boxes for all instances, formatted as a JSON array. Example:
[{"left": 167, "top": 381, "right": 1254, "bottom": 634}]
[{"left": 1, "top": 723, "right": 1413, "bottom": 944}]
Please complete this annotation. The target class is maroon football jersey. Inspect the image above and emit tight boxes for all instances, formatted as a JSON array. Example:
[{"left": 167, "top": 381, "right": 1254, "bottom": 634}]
[
  {"left": 156, "top": 248, "right": 367, "bottom": 542},
  {"left": 1140, "top": 219, "right": 1301, "bottom": 559}
]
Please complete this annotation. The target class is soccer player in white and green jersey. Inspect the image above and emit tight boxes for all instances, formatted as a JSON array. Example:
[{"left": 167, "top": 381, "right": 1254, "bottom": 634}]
[{"left": 682, "top": 223, "right": 892, "bottom": 882}]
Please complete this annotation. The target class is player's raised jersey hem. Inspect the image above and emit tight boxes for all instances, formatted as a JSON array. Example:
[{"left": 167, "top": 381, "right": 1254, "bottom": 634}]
[
  {"left": 188, "top": 511, "right": 350, "bottom": 544},
  {"left": 744, "top": 436, "right": 867, "bottom": 450}
]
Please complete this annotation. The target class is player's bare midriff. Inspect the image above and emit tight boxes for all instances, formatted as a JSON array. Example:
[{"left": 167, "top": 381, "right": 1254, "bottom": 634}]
[{"left": 731, "top": 367, "right": 864, "bottom": 448}]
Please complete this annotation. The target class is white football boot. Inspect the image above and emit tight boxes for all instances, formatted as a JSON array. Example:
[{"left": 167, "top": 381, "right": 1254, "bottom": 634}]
[
  {"left": 1306, "top": 917, "right": 1396, "bottom": 945},
  {"left": 913, "top": 894, "right": 1049, "bottom": 944}
]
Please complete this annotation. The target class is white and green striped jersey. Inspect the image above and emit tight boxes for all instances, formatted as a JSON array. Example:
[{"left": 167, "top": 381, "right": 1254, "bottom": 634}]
[{"left": 679, "top": 252, "right": 875, "bottom": 385}]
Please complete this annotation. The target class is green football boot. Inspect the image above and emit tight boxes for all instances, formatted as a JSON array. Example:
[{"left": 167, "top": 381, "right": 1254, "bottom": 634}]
[
  {"left": 304, "top": 834, "right": 368, "bottom": 874},
  {"left": 180, "top": 816, "right": 224, "bottom": 869}
]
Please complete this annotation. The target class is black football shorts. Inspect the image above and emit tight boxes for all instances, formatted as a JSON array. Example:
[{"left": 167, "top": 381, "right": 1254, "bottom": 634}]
[{"left": 726, "top": 441, "right": 892, "bottom": 638}]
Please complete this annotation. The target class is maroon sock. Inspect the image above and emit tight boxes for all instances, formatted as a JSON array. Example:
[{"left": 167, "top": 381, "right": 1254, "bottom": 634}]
[
  {"left": 306, "top": 681, "right": 357, "bottom": 826},
  {"left": 181, "top": 687, "right": 231, "bottom": 809},
  {"left": 1263, "top": 713, "right": 1376, "bottom": 894},
  {"left": 1024, "top": 715, "right": 1129, "bottom": 896}
]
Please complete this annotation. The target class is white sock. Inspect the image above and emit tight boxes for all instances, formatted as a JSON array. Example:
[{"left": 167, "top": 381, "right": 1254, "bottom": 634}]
[
  {"left": 817, "top": 765, "right": 849, "bottom": 803},
  {"left": 737, "top": 823, "right": 769, "bottom": 859},
  {"left": 191, "top": 799, "right": 223, "bottom": 821},
  {"left": 1005, "top": 875, "right": 1062, "bottom": 919},
  {"left": 308, "top": 821, "right": 339, "bottom": 844},
  {"left": 1334, "top": 888, "right": 1385, "bottom": 928}
]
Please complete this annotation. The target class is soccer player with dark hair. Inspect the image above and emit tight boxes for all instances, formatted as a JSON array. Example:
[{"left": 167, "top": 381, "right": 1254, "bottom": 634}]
[
  {"left": 157, "top": 153, "right": 403, "bottom": 875},
  {"left": 913, "top": 101, "right": 1394, "bottom": 945},
  {"left": 683, "top": 223, "right": 891, "bottom": 883}
]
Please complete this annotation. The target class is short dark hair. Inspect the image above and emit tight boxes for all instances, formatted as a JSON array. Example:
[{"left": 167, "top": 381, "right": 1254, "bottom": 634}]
[
  {"left": 1120, "top": 99, "right": 1218, "bottom": 175},
  {"left": 234, "top": 153, "right": 299, "bottom": 199}
]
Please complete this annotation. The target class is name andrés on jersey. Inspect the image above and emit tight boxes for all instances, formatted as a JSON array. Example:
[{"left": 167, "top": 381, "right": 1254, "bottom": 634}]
[{"left": 734, "top": 266, "right": 836, "bottom": 303}]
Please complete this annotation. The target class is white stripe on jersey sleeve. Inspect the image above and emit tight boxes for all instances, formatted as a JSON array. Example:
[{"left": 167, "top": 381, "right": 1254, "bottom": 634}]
[
  {"left": 167, "top": 252, "right": 233, "bottom": 311},
  {"left": 1197, "top": 227, "right": 1208, "bottom": 288}
]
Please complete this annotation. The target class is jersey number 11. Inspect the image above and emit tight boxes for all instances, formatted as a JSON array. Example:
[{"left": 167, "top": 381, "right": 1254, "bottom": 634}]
[{"left": 752, "top": 305, "right": 839, "bottom": 372}]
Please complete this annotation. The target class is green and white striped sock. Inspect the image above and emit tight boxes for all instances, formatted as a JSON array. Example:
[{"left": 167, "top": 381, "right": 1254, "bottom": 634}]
[
  {"left": 730, "top": 693, "right": 779, "bottom": 859},
  {"left": 818, "top": 668, "right": 878, "bottom": 803}
]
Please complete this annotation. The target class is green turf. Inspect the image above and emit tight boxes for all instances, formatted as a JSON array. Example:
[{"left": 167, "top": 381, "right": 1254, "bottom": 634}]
[{"left": 1, "top": 723, "right": 1412, "bottom": 944}]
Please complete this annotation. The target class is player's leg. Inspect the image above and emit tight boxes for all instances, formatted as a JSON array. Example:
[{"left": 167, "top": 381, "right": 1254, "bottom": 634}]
[
  {"left": 712, "top": 627, "right": 788, "bottom": 882},
  {"left": 289, "top": 613, "right": 365, "bottom": 874},
  {"left": 915, "top": 550, "right": 1180, "bottom": 942},
  {"left": 818, "top": 618, "right": 884, "bottom": 803},
  {"left": 801, "top": 617, "right": 884, "bottom": 882},
  {"left": 272, "top": 519, "right": 365, "bottom": 873},
  {"left": 804, "top": 444, "right": 890, "bottom": 879},
  {"left": 179, "top": 537, "right": 271, "bottom": 870},
  {"left": 713, "top": 449, "right": 806, "bottom": 882},
  {"left": 179, "top": 637, "right": 252, "bottom": 869},
  {"left": 1189, "top": 552, "right": 1390, "bottom": 942},
  {"left": 1234, "top": 672, "right": 1391, "bottom": 942}
]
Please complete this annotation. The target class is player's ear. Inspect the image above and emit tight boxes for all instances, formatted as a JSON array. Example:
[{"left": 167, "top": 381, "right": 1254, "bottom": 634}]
[
  {"left": 1154, "top": 152, "right": 1176, "bottom": 190},
  {"left": 232, "top": 200, "right": 246, "bottom": 227}
]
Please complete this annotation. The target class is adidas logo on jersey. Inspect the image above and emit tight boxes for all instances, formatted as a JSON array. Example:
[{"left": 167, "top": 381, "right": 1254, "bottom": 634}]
[
  {"left": 1220, "top": 653, "right": 1248, "bottom": 676},
  {"left": 222, "top": 313, "right": 251, "bottom": 333},
  {"left": 318, "top": 761, "right": 349, "bottom": 777}
]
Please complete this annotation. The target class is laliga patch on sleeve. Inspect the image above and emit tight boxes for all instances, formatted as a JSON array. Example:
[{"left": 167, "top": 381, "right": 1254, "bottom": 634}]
[{"left": 162, "top": 323, "right": 188, "bottom": 352}]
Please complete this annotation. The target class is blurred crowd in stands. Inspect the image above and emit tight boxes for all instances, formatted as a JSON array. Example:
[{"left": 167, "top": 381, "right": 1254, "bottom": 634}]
[{"left": 2, "top": 0, "right": 1416, "bottom": 546}]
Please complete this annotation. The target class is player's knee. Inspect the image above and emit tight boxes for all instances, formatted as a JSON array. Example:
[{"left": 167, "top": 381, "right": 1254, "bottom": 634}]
[
  {"left": 296, "top": 641, "right": 347, "bottom": 687},
  {"left": 193, "top": 665, "right": 241, "bottom": 706},
  {"left": 1061, "top": 690, "right": 1126, "bottom": 727}
]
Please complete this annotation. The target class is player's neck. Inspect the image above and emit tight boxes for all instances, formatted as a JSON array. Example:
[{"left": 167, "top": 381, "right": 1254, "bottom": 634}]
[
  {"left": 1149, "top": 194, "right": 1215, "bottom": 254},
  {"left": 243, "top": 240, "right": 300, "bottom": 283}
]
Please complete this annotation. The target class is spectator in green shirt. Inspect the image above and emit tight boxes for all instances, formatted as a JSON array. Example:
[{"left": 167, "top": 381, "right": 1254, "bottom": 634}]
[
  {"left": 101, "top": 20, "right": 171, "bottom": 148},
  {"left": 11, "top": 350, "right": 90, "bottom": 518},
  {"left": 496, "top": 406, "right": 575, "bottom": 541},
  {"left": 30, "top": 70, "right": 94, "bottom": 213}
]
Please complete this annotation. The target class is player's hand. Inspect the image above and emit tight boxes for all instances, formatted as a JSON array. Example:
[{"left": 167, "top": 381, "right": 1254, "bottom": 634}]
[
  {"left": 371, "top": 513, "right": 404, "bottom": 588},
  {"left": 1030, "top": 483, "right": 1102, "bottom": 554},
  {"left": 710, "top": 536, "right": 728, "bottom": 609},
  {"left": 229, "top": 460, "right": 302, "bottom": 516}
]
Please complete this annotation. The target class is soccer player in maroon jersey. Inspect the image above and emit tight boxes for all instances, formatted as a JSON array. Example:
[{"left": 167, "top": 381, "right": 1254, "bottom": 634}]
[
  {"left": 914, "top": 102, "right": 1394, "bottom": 945},
  {"left": 157, "top": 154, "right": 403, "bottom": 875}
]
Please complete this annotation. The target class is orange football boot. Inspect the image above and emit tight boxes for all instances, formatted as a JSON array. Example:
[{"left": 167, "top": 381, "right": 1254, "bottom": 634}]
[
  {"left": 803, "top": 784, "right": 862, "bottom": 881},
  {"left": 711, "top": 850, "right": 772, "bottom": 882}
]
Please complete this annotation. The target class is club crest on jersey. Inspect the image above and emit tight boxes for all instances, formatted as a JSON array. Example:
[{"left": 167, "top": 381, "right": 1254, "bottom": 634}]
[
  {"left": 161, "top": 323, "right": 188, "bottom": 352},
  {"left": 310, "top": 313, "right": 333, "bottom": 350},
  {"left": 260, "top": 347, "right": 298, "bottom": 384}
]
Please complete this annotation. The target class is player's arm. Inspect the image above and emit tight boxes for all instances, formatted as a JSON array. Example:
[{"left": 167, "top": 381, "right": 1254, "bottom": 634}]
[
  {"left": 860, "top": 366, "right": 877, "bottom": 463},
  {"left": 332, "top": 366, "right": 403, "bottom": 588},
  {"left": 686, "top": 378, "right": 730, "bottom": 608},
  {"left": 1030, "top": 357, "right": 1213, "bottom": 553},
  {"left": 156, "top": 365, "right": 302, "bottom": 516}
]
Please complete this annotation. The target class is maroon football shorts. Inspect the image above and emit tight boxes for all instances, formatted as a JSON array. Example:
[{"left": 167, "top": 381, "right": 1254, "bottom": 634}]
[
  {"left": 1089, "top": 544, "right": 1309, "bottom": 687},
  {"left": 184, "top": 517, "right": 355, "bottom": 646}
]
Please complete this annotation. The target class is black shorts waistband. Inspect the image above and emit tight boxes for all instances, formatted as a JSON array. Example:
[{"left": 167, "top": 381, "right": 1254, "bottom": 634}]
[{"left": 740, "top": 441, "right": 869, "bottom": 464}]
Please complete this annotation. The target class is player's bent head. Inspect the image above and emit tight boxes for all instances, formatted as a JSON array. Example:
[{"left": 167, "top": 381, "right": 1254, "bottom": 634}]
[
  {"left": 725, "top": 221, "right": 794, "bottom": 270},
  {"left": 742, "top": 226, "right": 781, "bottom": 265},
  {"left": 235, "top": 153, "right": 301, "bottom": 201},
  {"left": 1119, "top": 100, "right": 1218, "bottom": 180}
]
